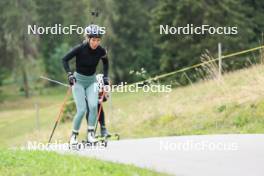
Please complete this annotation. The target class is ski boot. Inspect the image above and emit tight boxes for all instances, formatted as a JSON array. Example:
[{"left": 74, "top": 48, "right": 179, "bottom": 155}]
[
  {"left": 81, "top": 128, "right": 108, "bottom": 148},
  {"left": 69, "top": 132, "right": 79, "bottom": 149},
  {"left": 100, "top": 126, "right": 111, "bottom": 138},
  {"left": 86, "top": 129, "right": 98, "bottom": 145},
  {"left": 99, "top": 126, "right": 120, "bottom": 141}
]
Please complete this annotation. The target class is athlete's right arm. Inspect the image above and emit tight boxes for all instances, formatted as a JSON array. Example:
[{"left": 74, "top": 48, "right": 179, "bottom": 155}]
[{"left": 62, "top": 44, "right": 81, "bottom": 73}]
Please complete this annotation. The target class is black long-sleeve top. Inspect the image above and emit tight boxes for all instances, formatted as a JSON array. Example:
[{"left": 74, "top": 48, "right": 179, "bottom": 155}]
[{"left": 62, "top": 42, "right": 109, "bottom": 77}]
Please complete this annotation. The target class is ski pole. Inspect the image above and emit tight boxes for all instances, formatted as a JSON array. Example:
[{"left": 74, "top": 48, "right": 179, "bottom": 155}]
[
  {"left": 94, "top": 90, "right": 107, "bottom": 135},
  {"left": 40, "top": 76, "right": 70, "bottom": 88},
  {"left": 48, "top": 86, "right": 71, "bottom": 144}
]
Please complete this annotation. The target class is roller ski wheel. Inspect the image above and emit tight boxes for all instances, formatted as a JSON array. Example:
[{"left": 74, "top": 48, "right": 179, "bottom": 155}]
[
  {"left": 82, "top": 140, "right": 98, "bottom": 146},
  {"left": 95, "top": 133, "right": 120, "bottom": 141},
  {"left": 113, "top": 133, "right": 120, "bottom": 140},
  {"left": 97, "top": 138, "right": 108, "bottom": 148},
  {"left": 80, "top": 139, "right": 107, "bottom": 148},
  {"left": 68, "top": 142, "right": 83, "bottom": 150}
]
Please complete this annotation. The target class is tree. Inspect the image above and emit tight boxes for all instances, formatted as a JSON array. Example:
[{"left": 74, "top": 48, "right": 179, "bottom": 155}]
[
  {"left": 241, "top": 0, "right": 264, "bottom": 43},
  {"left": 104, "top": 0, "right": 158, "bottom": 83},
  {"left": 35, "top": 0, "right": 90, "bottom": 83},
  {"left": 151, "top": 0, "right": 255, "bottom": 74},
  {"left": 0, "top": 0, "right": 38, "bottom": 97}
]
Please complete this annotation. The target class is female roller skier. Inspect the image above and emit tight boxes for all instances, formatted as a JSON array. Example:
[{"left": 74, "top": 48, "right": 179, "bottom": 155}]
[{"left": 62, "top": 24, "right": 109, "bottom": 145}]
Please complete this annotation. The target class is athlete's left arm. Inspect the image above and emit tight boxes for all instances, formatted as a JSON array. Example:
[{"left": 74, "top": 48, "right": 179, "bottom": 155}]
[{"left": 101, "top": 49, "right": 109, "bottom": 78}]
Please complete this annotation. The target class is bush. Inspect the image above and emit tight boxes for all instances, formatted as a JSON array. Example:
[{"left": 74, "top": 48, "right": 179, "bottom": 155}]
[{"left": 61, "top": 98, "right": 75, "bottom": 123}]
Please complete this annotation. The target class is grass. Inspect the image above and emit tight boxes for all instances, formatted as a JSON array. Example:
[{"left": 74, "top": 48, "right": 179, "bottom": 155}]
[
  {"left": 0, "top": 85, "right": 66, "bottom": 111},
  {"left": 0, "top": 148, "right": 168, "bottom": 176},
  {"left": 107, "top": 64, "right": 264, "bottom": 137},
  {"left": 1, "top": 64, "right": 264, "bottom": 148},
  {"left": 0, "top": 62, "right": 264, "bottom": 176}
]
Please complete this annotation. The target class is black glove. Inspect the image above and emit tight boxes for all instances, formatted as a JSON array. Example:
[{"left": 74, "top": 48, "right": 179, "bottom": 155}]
[
  {"left": 68, "top": 72, "right": 76, "bottom": 86},
  {"left": 103, "top": 76, "right": 110, "bottom": 85}
]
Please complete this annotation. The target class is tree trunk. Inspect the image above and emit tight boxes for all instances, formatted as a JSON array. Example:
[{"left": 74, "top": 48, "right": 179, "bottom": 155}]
[{"left": 22, "top": 66, "right": 30, "bottom": 98}]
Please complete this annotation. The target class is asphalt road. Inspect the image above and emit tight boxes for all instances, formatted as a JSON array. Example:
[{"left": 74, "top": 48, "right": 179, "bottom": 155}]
[{"left": 56, "top": 134, "right": 264, "bottom": 176}]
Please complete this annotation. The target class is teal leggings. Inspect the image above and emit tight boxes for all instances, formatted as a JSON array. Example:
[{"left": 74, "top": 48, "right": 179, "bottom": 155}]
[{"left": 72, "top": 72, "right": 98, "bottom": 133}]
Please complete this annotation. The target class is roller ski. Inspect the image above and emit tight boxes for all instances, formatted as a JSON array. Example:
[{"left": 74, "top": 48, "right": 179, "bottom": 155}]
[
  {"left": 81, "top": 138, "right": 107, "bottom": 148},
  {"left": 81, "top": 129, "right": 107, "bottom": 148},
  {"left": 69, "top": 129, "right": 107, "bottom": 150},
  {"left": 95, "top": 126, "right": 120, "bottom": 141}
]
